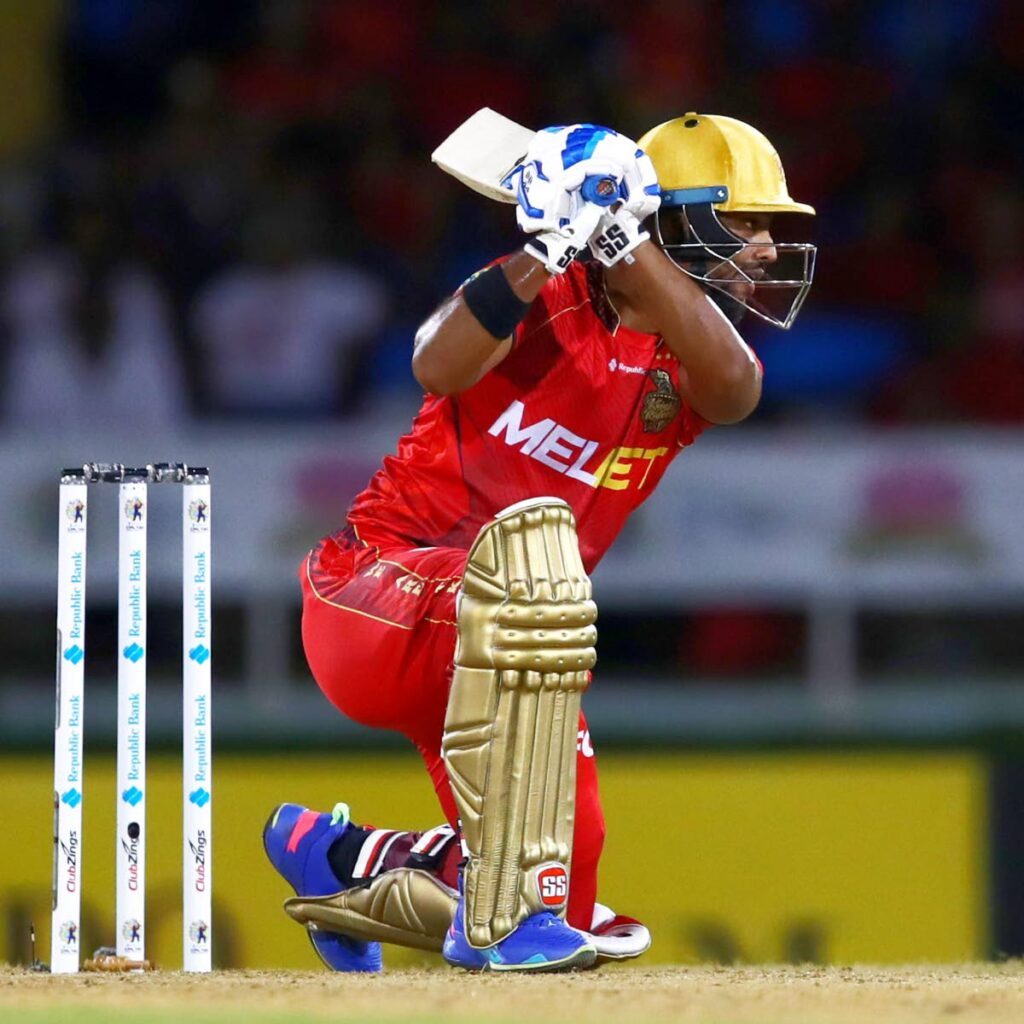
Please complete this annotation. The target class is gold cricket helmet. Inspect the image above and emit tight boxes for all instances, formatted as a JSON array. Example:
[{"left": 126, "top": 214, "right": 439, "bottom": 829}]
[{"left": 638, "top": 113, "right": 816, "bottom": 329}]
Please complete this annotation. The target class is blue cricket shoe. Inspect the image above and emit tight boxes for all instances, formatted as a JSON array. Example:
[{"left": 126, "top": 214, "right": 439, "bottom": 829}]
[
  {"left": 263, "top": 801, "right": 383, "bottom": 973},
  {"left": 443, "top": 891, "right": 596, "bottom": 972}
]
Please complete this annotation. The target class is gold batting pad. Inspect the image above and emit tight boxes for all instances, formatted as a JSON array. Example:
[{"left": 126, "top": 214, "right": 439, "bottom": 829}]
[
  {"left": 284, "top": 869, "right": 457, "bottom": 952},
  {"left": 442, "top": 497, "right": 597, "bottom": 948}
]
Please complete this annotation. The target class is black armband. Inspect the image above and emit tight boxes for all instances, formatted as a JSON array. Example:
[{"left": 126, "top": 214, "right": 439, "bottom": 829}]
[{"left": 461, "top": 264, "right": 531, "bottom": 341}]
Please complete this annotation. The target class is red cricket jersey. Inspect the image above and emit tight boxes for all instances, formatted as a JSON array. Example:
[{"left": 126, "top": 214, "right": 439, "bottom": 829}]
[{"left": 345, "top": 261, "right": 711, "bottom": 572}]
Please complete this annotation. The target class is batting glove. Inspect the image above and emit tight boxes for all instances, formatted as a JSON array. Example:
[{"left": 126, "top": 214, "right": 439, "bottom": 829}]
[
  {"left": 503, "top": 124, "right": 637, "bottom": 231},
  {"left": 505, "top": 125, "right": 661, "bottom": 273},
  {"left": 590, "top": 209, "right": 651, "bottom": 267},
  {"left": 618, "top": 149, "right": 661, "bottom": 222},
  {"left": 589, "top": 150, "right": 661, "bottom": 267},
  {"left": 523, "top": 200, "right": 605, "bottom": 274}
]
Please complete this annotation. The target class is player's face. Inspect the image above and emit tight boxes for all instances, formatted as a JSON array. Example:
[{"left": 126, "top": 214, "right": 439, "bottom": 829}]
[
  {"left": 651, "top": 203, "right": 815, "bottom": 328},
  {"left": 707, "top": 212, "right": 777, "bottom": 302}
]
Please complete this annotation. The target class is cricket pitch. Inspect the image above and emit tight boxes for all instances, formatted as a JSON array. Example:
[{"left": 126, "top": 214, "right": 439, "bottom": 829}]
[{"left": 3, "top": 963, "right": 1024, "bottom": 1024}]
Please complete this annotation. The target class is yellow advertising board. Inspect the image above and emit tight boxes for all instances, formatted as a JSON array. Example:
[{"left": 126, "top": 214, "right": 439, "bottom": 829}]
[
  {"left": 1, "top": 751, "right": 987, "bottom": 968},
  {"left": 0, "top": 0, "right": 60, "bottom": 156}
]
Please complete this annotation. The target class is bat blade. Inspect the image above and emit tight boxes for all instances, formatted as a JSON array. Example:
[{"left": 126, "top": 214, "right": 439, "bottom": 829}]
[{"left": 431, "top": 108, "right": 534, "bottom": 204}]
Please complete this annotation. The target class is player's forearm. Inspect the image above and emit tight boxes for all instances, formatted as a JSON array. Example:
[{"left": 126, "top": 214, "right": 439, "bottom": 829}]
[
  {"left": 412, "top": 253, "right": 549, "bottom": 395},
  {"left": 616, "top": 244, "right": 762, "bottom": 424}
]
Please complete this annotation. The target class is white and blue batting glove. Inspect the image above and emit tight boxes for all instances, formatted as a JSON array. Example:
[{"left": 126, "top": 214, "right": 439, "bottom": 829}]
[
  {"left": 502, "top": 124, "right": 636, "bottom": 232},
  {"left": 521, "top": 202, "right": 603, "bottom": 274},
  {"left": 504, "top": 124, "right": 651, "bottom": 274},
  {"left": 590, "top": 150, "right": 661, "bottom": 267}
]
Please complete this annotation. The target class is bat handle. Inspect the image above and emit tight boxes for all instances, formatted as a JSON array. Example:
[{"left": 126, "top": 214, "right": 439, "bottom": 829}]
[{"left": 580, "top": 175, "right": 621, "bottom": 207}]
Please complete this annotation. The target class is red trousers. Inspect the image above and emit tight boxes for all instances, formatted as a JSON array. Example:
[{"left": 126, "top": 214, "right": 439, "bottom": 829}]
[{"left": 300, "top": 535, "right": 605, "bottom": 930}]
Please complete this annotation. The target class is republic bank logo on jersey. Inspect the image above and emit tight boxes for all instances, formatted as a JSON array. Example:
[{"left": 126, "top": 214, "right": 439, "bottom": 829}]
[
  {"left": 608, "top": 357, "right": 646, "bottom": 375},
  {"left": 488, "top": 399, "right": 669, "bottom": 491}
]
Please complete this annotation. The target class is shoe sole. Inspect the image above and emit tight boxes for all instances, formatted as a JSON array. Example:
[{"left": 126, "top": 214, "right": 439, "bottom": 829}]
[{"left": 448, "top": 944, "right": 597, "bottom": 973}]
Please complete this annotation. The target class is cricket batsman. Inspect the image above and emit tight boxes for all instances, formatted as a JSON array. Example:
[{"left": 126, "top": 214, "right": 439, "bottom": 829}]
[{"left": 262, "top": 113, "right": 816, "bottom": 972}]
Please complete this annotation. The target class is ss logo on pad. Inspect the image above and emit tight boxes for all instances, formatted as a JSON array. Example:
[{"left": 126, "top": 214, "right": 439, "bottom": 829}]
[{"left": 537, "top": 864, "right": 568, "bottom": 906}]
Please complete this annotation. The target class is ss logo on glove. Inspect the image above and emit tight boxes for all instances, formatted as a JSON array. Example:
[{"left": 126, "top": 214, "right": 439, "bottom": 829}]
[
  {"left": 556, "top": 245, "right": 581, "bottom": 270},
  {"left": 595, "top": 224, "right": 629, "bottom": 259}
]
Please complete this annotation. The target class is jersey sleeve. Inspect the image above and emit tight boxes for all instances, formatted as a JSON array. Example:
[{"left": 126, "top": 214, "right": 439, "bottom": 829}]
[
  {"left": 677, "top": 402, "right": 714, "bottom": 447},
  {"left": 454, "top": 254, "right": 515, "bottom": 294}
]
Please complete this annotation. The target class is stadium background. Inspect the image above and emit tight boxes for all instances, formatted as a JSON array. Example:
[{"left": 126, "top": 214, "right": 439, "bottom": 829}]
[{"left": 1, "top": 0, "right": 1022, "bottom": 970}]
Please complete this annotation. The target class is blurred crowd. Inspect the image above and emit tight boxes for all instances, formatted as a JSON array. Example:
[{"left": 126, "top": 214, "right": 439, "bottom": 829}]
[{"left": 0, "top": 0, "right": 1021, "bottom": 430}]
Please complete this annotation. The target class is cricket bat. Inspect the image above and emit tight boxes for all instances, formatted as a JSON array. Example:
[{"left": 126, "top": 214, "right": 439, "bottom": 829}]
[{"left": 431, "top": 108, "right": 534, "bottom": 204}]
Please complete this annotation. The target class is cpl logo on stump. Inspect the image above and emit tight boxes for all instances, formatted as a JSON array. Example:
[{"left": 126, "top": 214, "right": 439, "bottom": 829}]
[
  {"left": 123, "top": 496, "right": 145, "bottom": 530},
  {"left": 65, "top": 500, "right": 85, "bottom": 530},
  {"left": 188, "top": 498, "right": 210, "bottom": 532}
]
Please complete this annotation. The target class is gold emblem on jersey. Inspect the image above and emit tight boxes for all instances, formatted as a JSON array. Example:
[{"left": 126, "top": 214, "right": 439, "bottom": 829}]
[{"left": 641, "top": 369, "right": 681, "bottom": 433}]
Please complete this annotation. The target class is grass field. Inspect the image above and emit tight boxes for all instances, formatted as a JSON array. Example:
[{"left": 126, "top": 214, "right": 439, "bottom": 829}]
[{"left": 3, "top": 964, "right": 1024, "bottom": 1024}]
